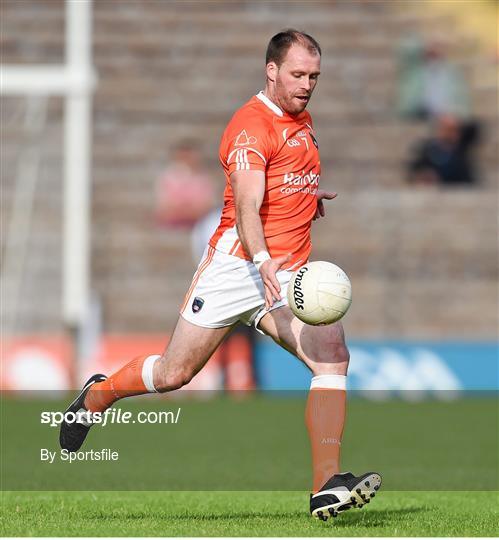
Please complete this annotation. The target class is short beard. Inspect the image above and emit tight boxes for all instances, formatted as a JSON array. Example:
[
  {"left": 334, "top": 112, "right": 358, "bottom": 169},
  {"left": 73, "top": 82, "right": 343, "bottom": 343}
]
[{"left": 275, "top": 78, "right": 303, "bottom": 115}]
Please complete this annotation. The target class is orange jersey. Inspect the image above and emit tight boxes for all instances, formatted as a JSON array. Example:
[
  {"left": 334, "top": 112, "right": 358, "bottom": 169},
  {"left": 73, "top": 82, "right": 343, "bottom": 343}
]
[{"left": 209, "top": 91, "right": 321, "bottom": 270}]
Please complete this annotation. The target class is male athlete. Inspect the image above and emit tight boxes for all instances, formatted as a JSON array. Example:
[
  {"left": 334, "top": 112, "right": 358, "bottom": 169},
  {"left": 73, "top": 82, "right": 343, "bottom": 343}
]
[{"left": 60, "top": 30, "right": 381, "bottom": 520}]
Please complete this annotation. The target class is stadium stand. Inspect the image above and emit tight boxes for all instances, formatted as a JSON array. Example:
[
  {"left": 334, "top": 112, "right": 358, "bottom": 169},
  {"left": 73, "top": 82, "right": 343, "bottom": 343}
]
[{"left": 1, "top": 0, "right": 497, "bottom": 338}]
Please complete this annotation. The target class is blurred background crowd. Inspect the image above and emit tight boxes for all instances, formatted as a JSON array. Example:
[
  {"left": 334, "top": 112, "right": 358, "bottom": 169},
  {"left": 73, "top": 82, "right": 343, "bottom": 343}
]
[{"left": 1, "top": 0, "right": 497, "bottom": 392}]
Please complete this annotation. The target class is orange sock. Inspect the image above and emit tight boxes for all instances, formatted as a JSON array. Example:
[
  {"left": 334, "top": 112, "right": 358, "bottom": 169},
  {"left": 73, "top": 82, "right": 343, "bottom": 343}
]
[
  {"left": 305, "top": 374, "right": 347, "bottom": 493},
  {"left": 84, "top": 354, "right": 160, "bottom": 412}
]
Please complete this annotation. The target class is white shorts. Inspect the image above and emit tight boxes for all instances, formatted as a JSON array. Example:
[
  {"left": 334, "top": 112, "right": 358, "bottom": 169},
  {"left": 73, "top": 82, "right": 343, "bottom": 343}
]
[{"left": 180, "top": 246, "right": 292, "bottom": 331}]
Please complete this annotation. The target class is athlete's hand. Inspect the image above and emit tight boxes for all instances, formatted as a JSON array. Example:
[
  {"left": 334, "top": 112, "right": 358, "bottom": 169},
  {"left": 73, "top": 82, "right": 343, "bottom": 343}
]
[
  {"left": 259, "top": 253, "right": 292, "bottom": 309},
  {"left": 313, "top": 190, "right": 337, "bottom": 220}
]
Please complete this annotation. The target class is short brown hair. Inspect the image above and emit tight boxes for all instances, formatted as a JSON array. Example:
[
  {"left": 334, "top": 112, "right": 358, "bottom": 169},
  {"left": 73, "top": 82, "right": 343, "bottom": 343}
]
[{"left": 265, "top": 29, "right": 321, "bottom": 67}]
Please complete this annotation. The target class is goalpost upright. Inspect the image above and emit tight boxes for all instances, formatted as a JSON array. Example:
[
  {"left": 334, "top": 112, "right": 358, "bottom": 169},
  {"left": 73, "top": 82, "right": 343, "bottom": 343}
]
[{"left": 1, "top": 0, "right": 97, "bottom": 377}]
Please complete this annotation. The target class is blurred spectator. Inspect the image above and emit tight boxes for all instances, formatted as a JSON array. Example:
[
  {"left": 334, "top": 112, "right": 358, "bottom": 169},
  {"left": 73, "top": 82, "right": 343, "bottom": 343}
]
[
  {"left": 190, "top": 206, "right": 223, "bottom": 262},
  {"left": 155, "top": 140, "right": 215, "bottom": 229},
  {"left": 407, "top": 114, "right": 480, "bottom": 187},
  {"left": 397, "top": 36, "right": 471, "bottom": 121}
]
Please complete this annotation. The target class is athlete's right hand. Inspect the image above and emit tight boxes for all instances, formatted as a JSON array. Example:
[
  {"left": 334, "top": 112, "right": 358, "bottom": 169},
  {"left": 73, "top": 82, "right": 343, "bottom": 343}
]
[{"left": 259, "top": 254, "right": 292, "bottom": 309}]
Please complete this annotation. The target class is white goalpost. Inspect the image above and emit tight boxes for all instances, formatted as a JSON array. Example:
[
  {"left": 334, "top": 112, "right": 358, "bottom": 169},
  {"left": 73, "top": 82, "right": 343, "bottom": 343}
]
[{"left": 1, "top": 0, "right": 97, "bottom": 358}]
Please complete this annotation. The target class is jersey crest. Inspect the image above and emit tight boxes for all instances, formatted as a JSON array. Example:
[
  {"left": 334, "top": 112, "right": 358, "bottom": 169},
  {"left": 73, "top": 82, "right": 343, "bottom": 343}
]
[{"left": 235, "top": 129, "right": 258, "bottom": 146}]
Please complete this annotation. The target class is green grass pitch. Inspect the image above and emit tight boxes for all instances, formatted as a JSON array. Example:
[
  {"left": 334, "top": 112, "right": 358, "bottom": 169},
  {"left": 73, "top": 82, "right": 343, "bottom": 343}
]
[
  {"left": 2, "top": 490, "right": 498, "bottom": 536},
  {"left": 1, "top": 395, "right": 497, "bottom": 535}
]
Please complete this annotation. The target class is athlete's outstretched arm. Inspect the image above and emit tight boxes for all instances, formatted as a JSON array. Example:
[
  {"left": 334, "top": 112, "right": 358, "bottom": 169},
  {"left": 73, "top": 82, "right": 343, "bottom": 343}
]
[{"left": 231, "top": 170, "right": 290, "bottom": 309}]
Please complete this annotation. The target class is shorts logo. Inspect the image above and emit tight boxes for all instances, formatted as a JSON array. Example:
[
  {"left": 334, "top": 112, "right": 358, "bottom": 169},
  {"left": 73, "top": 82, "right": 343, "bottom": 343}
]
[
  {"left": 192, "top": 297, "right": 205, "bottom": 313},
  {"left": 235, "top": 129, "right": 257, "bottom": 146}
]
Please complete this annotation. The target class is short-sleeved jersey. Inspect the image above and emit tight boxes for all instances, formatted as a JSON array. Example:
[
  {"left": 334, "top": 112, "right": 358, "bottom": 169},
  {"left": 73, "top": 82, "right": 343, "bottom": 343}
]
[{"left": 209, "top": 91, "right": 320, "bottom": 271}]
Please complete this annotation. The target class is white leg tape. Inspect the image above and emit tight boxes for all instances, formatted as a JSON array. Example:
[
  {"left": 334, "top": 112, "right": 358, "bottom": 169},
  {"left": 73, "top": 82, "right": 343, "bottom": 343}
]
[
  {"left": 310, "top": 374, "right": 347, "bottom": 390},
  {"left": 142, "top": 354, "right": 160, "bottom": 393}
]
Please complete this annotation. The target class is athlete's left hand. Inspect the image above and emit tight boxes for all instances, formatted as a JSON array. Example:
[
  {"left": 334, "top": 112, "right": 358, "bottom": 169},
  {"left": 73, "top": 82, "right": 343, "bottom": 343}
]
[{"left": 314, "top": 190, "right": 337, "bottom": 220}]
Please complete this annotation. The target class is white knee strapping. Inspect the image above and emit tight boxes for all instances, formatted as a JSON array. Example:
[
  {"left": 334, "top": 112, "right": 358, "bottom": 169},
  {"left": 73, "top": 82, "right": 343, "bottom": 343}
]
[
  {"left": 310, "top": 374, "right": 347, "bottom": 390},
  {"left": 142, "top": 354, "right": 160, "bottom": 393}
]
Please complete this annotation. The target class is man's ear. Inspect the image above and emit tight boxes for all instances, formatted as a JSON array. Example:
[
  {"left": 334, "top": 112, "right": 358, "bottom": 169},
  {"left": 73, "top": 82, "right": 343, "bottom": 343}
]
[{"left": 266, "top": 62, "right": 278, "bottom": 82}]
